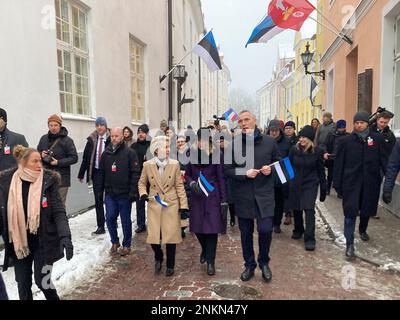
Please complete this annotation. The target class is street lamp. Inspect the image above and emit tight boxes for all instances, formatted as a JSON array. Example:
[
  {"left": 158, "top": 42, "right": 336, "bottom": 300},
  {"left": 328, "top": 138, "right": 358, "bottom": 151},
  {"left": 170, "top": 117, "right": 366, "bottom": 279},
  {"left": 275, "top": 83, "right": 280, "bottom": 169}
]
[
  {"left": 173, "top": 64, "right": 194, "bottom": 129},
  {"left": 301, "top": 42, "right": 325, "bottom": 80}
]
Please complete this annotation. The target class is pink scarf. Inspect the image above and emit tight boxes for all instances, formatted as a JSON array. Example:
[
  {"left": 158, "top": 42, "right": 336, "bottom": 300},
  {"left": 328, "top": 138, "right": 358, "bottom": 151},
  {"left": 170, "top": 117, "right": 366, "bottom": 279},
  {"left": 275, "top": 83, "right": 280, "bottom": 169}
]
[{"left": 7, "top": 166, "right": 44, "bottom": 259}]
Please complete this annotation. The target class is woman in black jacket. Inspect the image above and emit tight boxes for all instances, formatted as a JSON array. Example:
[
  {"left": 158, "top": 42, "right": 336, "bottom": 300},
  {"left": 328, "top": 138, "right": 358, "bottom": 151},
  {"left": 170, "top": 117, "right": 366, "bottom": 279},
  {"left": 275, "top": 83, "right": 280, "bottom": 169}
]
[
  {"left": 287, "top": 126, "right": 327, "bottom": 251},
  {"left": 0, "top": 145, "right": 73, "bottom": 300}
]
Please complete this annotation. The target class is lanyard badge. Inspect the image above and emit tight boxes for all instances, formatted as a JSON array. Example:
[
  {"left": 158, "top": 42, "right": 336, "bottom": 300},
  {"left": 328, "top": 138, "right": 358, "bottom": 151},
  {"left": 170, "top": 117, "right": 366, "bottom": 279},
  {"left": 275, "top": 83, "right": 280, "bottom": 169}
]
[
  {"left": 367, "top": 137, "right": 374, "bottom": 147},
  {"left": 42, "top": 196, "right": 48, "bottom": 208},
  {"left": 111, "top": 162, "right": 117, "bottom": 172},
  {"left": 4, "top": 145, "right": 10, "bottom": 155}
]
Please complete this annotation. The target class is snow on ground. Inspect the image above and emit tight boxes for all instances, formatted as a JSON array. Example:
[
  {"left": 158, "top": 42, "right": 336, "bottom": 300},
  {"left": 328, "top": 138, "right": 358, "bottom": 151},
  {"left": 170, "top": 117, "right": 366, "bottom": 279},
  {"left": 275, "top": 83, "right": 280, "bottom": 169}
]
[{"left": 1, "top": 205, "right": 137, "bottom": 300}]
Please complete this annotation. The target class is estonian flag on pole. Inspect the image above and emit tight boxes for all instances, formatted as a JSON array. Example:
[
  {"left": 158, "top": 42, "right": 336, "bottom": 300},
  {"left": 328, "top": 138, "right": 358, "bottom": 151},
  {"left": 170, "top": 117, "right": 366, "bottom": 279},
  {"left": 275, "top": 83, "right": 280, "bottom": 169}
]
[
  {"left": 246, "top": 15, "right": 285, "bottom": 47},
  {"left": 192, "top": 31, "right": 222, "bottom": 72},
  {"left": 198, "top": 172, "right": 215, "bottom": 197},
  {"left": 270, "top": 157, "right": 295, "bottom": 184},
  {"left": 154, "top": 194, "right": 168, "bottom": 208},
  {"left": 310, "top": 77, "right": 318, "bottom": 105}
]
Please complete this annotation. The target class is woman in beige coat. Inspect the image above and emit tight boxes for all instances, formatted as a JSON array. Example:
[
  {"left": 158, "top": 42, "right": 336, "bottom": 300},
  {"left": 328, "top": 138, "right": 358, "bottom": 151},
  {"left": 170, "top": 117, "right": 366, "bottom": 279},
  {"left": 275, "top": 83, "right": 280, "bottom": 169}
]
[{"left": 138, "top": 136, "right": 189, "bottom": 277}]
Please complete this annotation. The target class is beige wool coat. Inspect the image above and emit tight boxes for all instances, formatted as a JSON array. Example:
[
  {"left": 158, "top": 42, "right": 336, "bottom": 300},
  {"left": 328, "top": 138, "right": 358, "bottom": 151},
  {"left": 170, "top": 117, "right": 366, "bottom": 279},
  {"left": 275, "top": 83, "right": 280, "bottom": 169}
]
[{"left": 138, "top": 158, "right": 188, "bottom": 244}]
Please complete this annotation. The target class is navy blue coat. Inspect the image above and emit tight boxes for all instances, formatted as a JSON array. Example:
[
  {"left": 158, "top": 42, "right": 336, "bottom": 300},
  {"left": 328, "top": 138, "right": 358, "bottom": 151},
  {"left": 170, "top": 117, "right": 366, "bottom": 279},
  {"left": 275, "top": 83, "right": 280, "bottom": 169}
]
[
  {"left": 0, "top": 128, "right": 28, "bottom": 171},
  {"left": 224, "top": 129, "right": 280, "bottom": 219},
  {"left": 333, "top": 132, "right": 388, "bottom": 218},
  {"left": 383, "top": 138, "right": 400, "bottom": 194}
]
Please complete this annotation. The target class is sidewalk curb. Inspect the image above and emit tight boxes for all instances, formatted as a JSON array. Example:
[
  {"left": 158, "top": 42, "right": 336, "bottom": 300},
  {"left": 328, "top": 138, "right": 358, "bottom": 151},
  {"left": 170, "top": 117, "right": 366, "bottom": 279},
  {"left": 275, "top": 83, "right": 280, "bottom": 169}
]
[{"left": 316, "top": 201, "right": 400, "bottom": 275}]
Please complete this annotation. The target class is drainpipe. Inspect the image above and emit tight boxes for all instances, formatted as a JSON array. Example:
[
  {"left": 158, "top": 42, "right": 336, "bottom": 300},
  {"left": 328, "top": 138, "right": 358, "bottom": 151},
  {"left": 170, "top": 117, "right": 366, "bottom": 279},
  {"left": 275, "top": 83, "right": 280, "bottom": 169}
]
[{"left": 168, "top": 0, "right": 173, "bottom": 123}]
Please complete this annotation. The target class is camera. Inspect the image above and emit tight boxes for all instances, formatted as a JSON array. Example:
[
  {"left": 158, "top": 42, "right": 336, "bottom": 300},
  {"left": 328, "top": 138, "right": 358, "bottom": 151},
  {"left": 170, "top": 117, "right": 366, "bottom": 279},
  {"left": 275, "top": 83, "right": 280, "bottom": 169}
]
[
  {"left": 213, "top": 115, "right": 225, "bottom": 127},
  {"left": 369, "top": 107, "right": 394, "bottom": 126},
  {"left": 42, "top": 150, "right": 55, "bottom": 164}
]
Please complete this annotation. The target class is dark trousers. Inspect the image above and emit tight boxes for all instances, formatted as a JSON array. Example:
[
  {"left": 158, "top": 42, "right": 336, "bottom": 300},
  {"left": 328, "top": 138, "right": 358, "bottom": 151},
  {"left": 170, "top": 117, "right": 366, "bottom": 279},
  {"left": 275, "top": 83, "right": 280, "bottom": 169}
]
[
  {"left": 136, "top": 198, "right": 146, "bottom": 228},
  {"left": 195, "top": 234, "right": 218, "bottom": 264},
  {"left": 13, "top": 246, "right": 59, "bottom": 300},
  {"left": 238, "top": 215, "right": 273, "bottom": 270},
  {"left": 151, "top": 244, "right": 176, "bottom": 269},
  {"left": 293, "top": 209, "right": 316, "bottom": 244},
  {"left": 105, "top": 195, "right": 133, "bottom": 248},
  {"left": 92, "top": 169, "right": 105, "bottom": 229},
  {"left": 327, "top": 166, "right": 334, "bottom": 192},
  {"left": 0, "top": 274, "right": 8, "bottom": 300},
  {"left": 344, "top": 216, "right": 370, "bottom": 245},
  {"left": 273, "top": 187, "right": 285, "bottom": 227},
  {"left": 229, "top": 204, "right": 236, "bottom": 221}
]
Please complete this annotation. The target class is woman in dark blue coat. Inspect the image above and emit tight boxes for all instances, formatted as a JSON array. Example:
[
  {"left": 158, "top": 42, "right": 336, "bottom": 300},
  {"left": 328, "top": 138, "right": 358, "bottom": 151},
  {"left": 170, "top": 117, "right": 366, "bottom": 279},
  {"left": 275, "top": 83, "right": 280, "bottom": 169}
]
[{"left": 185, "top": 128, "right": 227, "bottom": 276}]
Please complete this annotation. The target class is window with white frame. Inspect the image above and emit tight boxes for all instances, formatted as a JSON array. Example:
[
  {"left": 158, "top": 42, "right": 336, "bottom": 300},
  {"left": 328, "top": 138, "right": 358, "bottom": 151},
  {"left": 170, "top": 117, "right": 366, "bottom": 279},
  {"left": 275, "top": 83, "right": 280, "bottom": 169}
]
[
  {"left": 55, "top": 0, "right": 90, "bottom": 116},
  {"left": 130, "top": 37, "right": 145, "bottom": 122},
  {"left": 327, "top": 68, "right": 335, "bottom": 114}
]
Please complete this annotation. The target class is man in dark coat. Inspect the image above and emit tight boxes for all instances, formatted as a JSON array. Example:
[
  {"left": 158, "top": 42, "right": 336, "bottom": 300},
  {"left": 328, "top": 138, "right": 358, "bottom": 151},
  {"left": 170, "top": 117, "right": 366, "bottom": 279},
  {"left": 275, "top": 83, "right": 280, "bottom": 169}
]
[
  {"left": 333, "top": 111, "right": 388, "bottom": 258},
  {"left": 323, "top": 119, "right": 349, "bottom": 195},
  {"left": 382, "top": 139, "right": 400, "bottom": 205},
  {"left": 131, "top": 124, "right": 151, "bottom": 233},
  {"left": 225, "top": 110, "right": 280, "bottom": 283},
  {"left": 97, "top": 127, "right": 141, "bottom": 256},
  {"left": 266, "top": 120, "right": 291, "bottom": 233},
  {"left": 370, "top": 111, "right": 396, "bottom": 159},
  {"left": 0, "top": 108, "right": 28, "bottom": 171},
  {"left": 37, "top": 114, "right": 78, "bottom": 207},
  {"left": 78, "top": 117, "right": 110, "bottom": 235}
]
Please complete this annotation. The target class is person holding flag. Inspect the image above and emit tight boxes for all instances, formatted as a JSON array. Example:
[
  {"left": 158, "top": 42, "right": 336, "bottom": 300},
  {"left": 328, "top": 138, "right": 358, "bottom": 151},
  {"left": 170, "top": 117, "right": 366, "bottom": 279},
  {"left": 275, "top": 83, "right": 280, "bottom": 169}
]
[
  {"left": 138, "top": 136, "right": 189, "bottom": 277},
  {"left": 185, "top": 128, "right": 227, "bottom": 277},
  {"left": 287, "top": 125, "right": 327, "bottom": 251},
  {"left": 225, "top": 111, "right": 280, "bottom": 283}
]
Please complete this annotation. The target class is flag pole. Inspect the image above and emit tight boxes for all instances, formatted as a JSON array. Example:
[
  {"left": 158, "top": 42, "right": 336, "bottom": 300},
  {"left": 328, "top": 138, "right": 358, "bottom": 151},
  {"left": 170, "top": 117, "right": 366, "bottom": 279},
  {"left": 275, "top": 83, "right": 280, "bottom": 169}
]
[
  {"left": 308, "top": 16, "right": 353, "bottom": 45},
  {"left": 160, "top": 29, "right": 213, "bottom": 83}
]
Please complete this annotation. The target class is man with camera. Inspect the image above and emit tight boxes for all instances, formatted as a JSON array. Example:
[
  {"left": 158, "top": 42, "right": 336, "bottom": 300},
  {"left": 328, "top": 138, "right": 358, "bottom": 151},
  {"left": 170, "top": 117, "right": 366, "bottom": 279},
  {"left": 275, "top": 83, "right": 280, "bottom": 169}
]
[
  {"left": 37, "top": 114, "right": 78, "bottom": 207},
  {"left": 369, "top": 109, "right": 396, "bottom": 159}
]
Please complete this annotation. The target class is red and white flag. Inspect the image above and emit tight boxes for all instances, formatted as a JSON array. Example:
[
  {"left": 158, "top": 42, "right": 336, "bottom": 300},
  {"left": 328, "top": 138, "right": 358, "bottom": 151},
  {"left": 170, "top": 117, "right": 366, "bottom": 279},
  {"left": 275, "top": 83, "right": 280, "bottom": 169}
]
[{"left": 268, "top": 0, "right": 315, "bottom": 31}]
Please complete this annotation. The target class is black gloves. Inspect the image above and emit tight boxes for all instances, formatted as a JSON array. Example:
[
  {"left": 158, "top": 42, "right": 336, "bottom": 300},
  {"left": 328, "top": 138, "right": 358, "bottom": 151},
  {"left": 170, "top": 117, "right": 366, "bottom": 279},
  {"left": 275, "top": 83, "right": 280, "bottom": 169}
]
[
  {"left": 140, "top": 194, "right": 149, "bottom": 202},
  {"left": 190, "top": 182, "right": 203, "bottom": 196},
  {"left": 221, "top": 202, "right": 229, "bottom": 221},
  {"left": 179, "top": 209, "right": 190, "bottom": 220},
  {"left": 129, "top": 193, "right": 137, "bottom": 203},
  {"left": 60, "top": 237, "right": 73, "bottom": 261},
  {"left": 382, "top": 192, "right": 392, "bottom": 205}
]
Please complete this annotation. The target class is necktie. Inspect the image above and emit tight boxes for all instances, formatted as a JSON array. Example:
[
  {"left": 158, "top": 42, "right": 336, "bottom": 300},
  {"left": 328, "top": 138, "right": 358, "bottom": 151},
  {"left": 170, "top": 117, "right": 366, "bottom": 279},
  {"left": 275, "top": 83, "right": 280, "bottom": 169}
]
[{"left": 97, "top": 137, "right": 103, "bottom": 167}]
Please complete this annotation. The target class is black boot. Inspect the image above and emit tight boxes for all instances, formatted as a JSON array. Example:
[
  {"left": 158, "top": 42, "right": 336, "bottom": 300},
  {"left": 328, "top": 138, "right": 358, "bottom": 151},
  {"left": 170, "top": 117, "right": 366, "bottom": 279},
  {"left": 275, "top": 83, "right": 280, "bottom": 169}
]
[
  {"left": 346, "top": 244, "right": 355, "bottom": 258},
  {"left": 165, "top": 268, "right": 174, "bottom": 277},
  {"left": 200, "top": 252, "right": 206, "bottom": 264},
  {"left": 92, "top": 227, "right": 105, "bottom": 236},
  {"left": 207, "top": 263, "right": 215, "bottom": 276},
  {"left": 240, "top": 267, "right": 255, "bottom": 282},
  {"left": 155, "top": 261, "right": 162, "bottom": 274},
  {"left": 359, "top": 232, "right": 370, "bottom": 242},
  {"left": 261, "top": 265, "right": 272, "bottom": 282},
  {"left": 230, "top": 213, "right": 235, "bottom": 227}
]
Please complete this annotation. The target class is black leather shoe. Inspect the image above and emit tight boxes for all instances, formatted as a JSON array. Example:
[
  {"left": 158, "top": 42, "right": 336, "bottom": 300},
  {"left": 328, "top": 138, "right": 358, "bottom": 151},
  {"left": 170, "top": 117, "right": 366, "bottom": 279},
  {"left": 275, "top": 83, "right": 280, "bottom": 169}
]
[
  {"left": 346, "top": 244, "right": 355, "bottom": 258},
  {"left": 230, "top": 215, "right": 235, "bottom": 227},
  {"left": 207, "top": 263, "right": 215, "bottom": 276},
  {"left": 274, "top": 226, "right": 282, "bottom": 234},
  {"left": 261, "top": 265, "right": 272, "bottom": 282},
  {"left": 305, "top": 241, "right": 316, "bottom": 251},
  {"left": 181, "top": 229, "right": 186, "bottom": 238},
  {"left": 200, "top": 253, "right": 206, "bottom": 264},
  {"left": 155, "top": 261, "right": 162, "bottom": 274},
  {"left": 240, "top": 268, "right": 255, "bottom": 282},
  {"left": 360, "top": 232, "right": 370, "bottom": 241},
  {"left": 165, "top": 268, "right": 174, "bottom": 277},
  {"left": 135, "top": 226, "right": 146, "bottom": 234},
  {"left": 92, "top": 227, "right": 105, "bottom": 236}
]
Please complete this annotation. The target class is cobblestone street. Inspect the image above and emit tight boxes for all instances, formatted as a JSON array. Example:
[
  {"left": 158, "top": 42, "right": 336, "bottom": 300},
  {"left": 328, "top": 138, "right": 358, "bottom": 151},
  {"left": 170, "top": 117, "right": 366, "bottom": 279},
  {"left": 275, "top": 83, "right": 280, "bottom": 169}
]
[{"left": 65, "top": 212, "right": 400, "bottom": 300}]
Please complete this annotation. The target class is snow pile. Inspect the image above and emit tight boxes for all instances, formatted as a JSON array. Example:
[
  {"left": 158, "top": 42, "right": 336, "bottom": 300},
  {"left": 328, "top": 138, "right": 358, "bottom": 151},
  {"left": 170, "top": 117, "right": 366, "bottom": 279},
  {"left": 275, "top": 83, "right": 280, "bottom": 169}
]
[{"left": 1, "top": 205, "right": 137, "bottom": 300}]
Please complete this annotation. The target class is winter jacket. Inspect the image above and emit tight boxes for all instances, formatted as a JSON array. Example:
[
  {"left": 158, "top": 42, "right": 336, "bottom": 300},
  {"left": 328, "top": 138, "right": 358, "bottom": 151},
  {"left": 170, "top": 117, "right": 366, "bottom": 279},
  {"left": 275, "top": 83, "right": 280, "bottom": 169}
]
[
  {"left": 324, "top": 130, "right": 350, "bottom": 168},
  {"left": 286, "top": 134, "right": 298, "bottom": 147},
  {"left": 317, "top": 121, "right": 336, "bottom": 151},
  {"left": 224, "top": 128, "right": 280, "bottom": 219},
  {"left": 0, "top": 127, "right": 28, "bottom": 171},
  {"left": 333, "top": 132, "right": 388, "bottom": 218},
  {"left": 383, "top": 139, "right": 400, "bottom": 194},
  {"left": 96, "top": 142, "right": 140, "bottom": 199},
  {"left": 37, "top": 127, "right": 78, "bottom": 187},
  {"left": 287, "top": 145, "right": 326, "bottom": 211},
  {"left": 78, "top": 130, "right": 111, "bottom": 183},
  {"left": 0, "top": 168, "right": 72, "bottom": 272},
  {"left": 370, "top": 123, "right": 396, "bottom": 159},
  {"left": 131, "top": 138, "right": 152, "bottom": 172}
]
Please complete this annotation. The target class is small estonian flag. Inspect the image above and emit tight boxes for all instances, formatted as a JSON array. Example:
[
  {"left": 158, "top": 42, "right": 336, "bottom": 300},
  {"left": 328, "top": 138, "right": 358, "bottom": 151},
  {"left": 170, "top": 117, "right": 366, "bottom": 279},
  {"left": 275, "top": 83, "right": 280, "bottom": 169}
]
[
  {"left": 192, "top": 30, "right": 222, "bottom": 72},
  {"left": 270, "top": 157, "right": 295, "bottom": 184},
  {"left": 198, "top": 172, "right": 215, "bottom": 197},
  {"left": 224, "top": 108, "right": 238, "bottom": 122},
  {"left": 154, "top": 194, "right": 168, "bottom": 208}
]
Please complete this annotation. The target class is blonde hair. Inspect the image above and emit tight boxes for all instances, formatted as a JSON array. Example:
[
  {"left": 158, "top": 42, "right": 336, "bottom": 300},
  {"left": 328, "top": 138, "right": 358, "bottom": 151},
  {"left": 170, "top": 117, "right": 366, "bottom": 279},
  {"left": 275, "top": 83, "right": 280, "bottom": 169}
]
[
  {"left": 296, "top": 138, "right": 315, "bottom": 153},
  {"left": 13, "top": 145, "right": 38, "bottom": 162}
]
